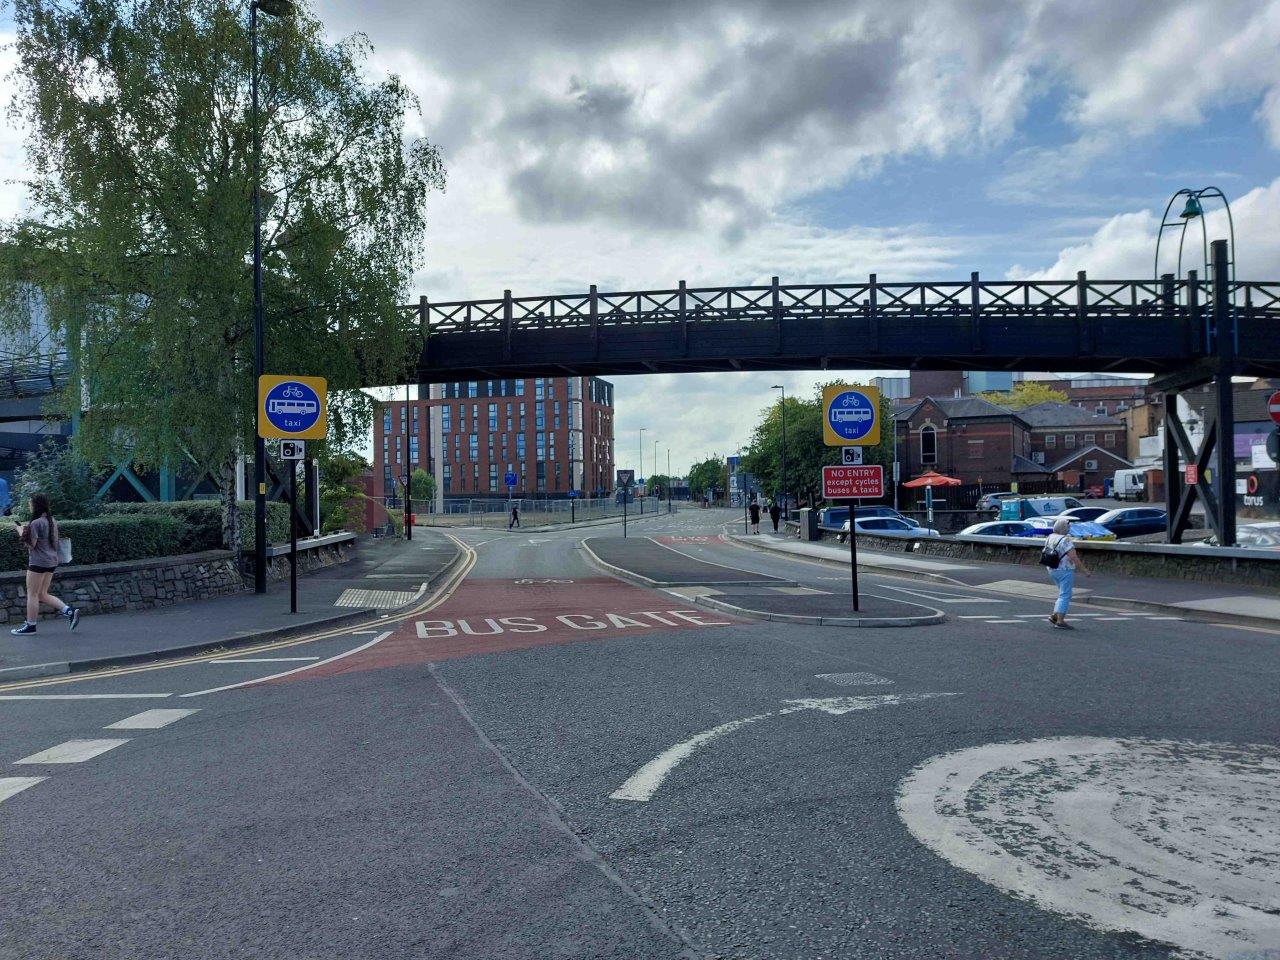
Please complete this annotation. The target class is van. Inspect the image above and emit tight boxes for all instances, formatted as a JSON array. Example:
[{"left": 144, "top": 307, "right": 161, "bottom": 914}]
[
  {"left": 998, "top": 496, "right": 1084, "bottom": 520},
  {"left": 1112, "top": 469, "right": 1146, "bottom": 502}
]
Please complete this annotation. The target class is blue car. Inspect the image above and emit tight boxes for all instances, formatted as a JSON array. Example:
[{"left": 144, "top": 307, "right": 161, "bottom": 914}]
[
  {"left": 1019, "top": 517, "right": 1117, "bottom": 541},
  {"left": 1096, "top": 507, "right": 1168, "bottom": 538}
]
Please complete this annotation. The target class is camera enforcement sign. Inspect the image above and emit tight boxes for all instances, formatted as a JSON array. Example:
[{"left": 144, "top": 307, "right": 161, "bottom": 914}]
[
  {"left": 258, "top": 374, "right": 328, "bottom": 440},
  {"left": 822, "top": 384, "right": 880, "bottom": 447}
]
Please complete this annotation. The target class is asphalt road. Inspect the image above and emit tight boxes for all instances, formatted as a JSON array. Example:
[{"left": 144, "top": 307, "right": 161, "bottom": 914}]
[{"left": 1, "top": 509, "right": 1277, "bottom": 960}]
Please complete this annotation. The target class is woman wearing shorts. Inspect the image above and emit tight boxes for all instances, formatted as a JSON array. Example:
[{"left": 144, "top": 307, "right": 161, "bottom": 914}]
[{"left": 10, "top": 493, "right": 79, "bottom": 635}]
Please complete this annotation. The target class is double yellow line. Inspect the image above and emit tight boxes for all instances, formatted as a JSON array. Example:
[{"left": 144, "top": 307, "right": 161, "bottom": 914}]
[{"left": 0, "top": 536, "right": 477, "bottom": 694}]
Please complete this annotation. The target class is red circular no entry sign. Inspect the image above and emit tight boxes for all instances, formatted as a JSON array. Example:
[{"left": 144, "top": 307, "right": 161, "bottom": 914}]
[{"left": 1270, "top": 391, "right": 1280, "bottom": 426}]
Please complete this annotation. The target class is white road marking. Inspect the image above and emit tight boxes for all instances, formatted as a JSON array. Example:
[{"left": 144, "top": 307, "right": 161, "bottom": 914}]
[
  {"left": 180, "top": 631, "right": 394, "bottom": 697},
  {"left": 897, "top": 737, "right": 1280, "bottom": 960},
  {"left": 335, "top": 585, "right": 424, "bottom": 608},
  {"left": 1094, "top": 617, "right": 1132, "bottom": 621},
  {"left": 105, "top": 709, "right": 200, "bottom": 730},
  {"left": 880, "top": 584, "right": 1006, "bottom": 604},
  {"left": 816, "top": 672, "right": 892, "bottom": 686},
  {"left": 0, "top": 777, "right": 46, "bottom": 803},
  {"left": 1148, "top": 616, "right": 1185, "bottom": 620},
  {"left": 15, "top": 739, "right": 130, "bottom": 764},
  {"left": 207, "top": 656, "right": 322, "bottom": 664},
  {"left": 0, "top": 694, "right": 172, "bottom": 701},
  {"left": 983, "top": 619, "right": 1027, "bottom": 624},
  {"left": 612, "top": 693, "right": 955, "bottom": 803}
]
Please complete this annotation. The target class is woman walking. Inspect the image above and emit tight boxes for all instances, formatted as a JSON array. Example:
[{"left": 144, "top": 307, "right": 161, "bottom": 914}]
[
  {"left": 748, "top": 498, "right": 761, "bottom": 534},
  {"left": 11, "top": 493, "right": 78, "bottom": 635},
  {"left": 1044, "top": 517, "right": 1090, "bottom": 629}
]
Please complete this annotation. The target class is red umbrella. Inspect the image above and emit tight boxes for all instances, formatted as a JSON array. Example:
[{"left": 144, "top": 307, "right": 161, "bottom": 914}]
[{"left": 902, "top": 470, "right": 963, "bottom": 488}]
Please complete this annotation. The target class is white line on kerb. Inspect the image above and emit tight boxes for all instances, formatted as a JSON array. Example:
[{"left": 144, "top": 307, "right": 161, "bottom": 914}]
[{"left": 180, "top": 631, "right": 393, "bottom": 697}]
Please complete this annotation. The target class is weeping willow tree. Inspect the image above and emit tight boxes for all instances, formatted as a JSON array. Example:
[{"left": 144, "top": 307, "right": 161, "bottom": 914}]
[{"left": 0, "top": 0, "right": 445, "bottom": 546}]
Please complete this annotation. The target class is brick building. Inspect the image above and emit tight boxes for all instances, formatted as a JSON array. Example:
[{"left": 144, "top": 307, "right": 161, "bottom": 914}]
[
  {"left": 1018, "top": 402, "right": 1132, "bottom": 490},
  {"left": 372, "top": 376, "right": 615, "bottom": 502}
]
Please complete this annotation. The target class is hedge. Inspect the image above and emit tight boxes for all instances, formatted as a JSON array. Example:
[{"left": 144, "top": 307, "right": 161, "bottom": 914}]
[
  {"left": 101, "top": 500, "right": 291, "bottom": 552},
  {"left": 0, "top": 515, "right": 185, "bottom": 571}
]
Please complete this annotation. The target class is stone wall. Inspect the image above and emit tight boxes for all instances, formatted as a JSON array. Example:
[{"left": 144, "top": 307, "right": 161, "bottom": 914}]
[
  {"left": 0, "top": 551, "right": 243, "bottom": 623},
  {"left": 2, "top": 532, "right": 359, "bottom": 623}
]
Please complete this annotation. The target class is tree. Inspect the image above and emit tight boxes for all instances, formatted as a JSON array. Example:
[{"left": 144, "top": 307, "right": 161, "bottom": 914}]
[
  {"left": 979, "top": 381, "right": 1070, "bottom": 410},
  {"left": 12, "top": 441, "right": 99, "bottom": 519},
  {"left": 687, "top": 457, "right": 727, "bottom": 500},
  {"left": 646, "top": 473, "right": 671, "bottom": 497},
  {"left": 1, "top": 0, "right": 446, "bottom": 548},
  {"left": 317, "top": 449, "right": 367, "bottom": 533},
  {"left": 410, "top": 467, "right": 434, "bottom": 502}
]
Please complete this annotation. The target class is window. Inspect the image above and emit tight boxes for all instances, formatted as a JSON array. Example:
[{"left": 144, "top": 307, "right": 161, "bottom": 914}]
[
  {"left": 1032, "top": 451, "right": 1045, "bottom": 464},
  {"left": 1095, "top": 405, "right": 1107, "bottom": 415},
  {"left": 1084, "top": 459, "right": 1098, "bottom": 471},
  {"left": 489, "top": 464, "right": 498, "bottom": 490},
  {"left": 536, "top": 431, "right": 546, "bottom": 459},
  {"left": 535, "top": 401, "right": 545, "bottom": 429},
  {"left": 516, "top": 379, "right": 525, "bottom": 396},
  {"left": 535, "top": 379, "right": 545, "bottom": 400},
  {"left": 467, "top": 381, "right": 478, "bottom": 398},
  {"left": 382, "top": 409, "right": 392, "bottom": 434},
  {"left": 472, "top": 403, "right": 478, "bottom": 421},
  {"left": 1065, "top": 434, "right": 1077, "bottom": 449},
  {"left": 469, "top": 433, "right": 478, "bottom": 459},
  {"left": 442, "top": 406, "right": 451, "bottom": 431},
  {"left": 1104, "top": 433, "right": 1115, "bottom": 445},
  {"left": 919, "top": 425, "right": 937, "bottom": 465},
  {"left": 517, "top": 434, "right": 526, "bottom": 457},
  {"left": 409, "top": 437, "right": 419, "bottom": 463},
  {"left": 1084, "top": 433, "right": 1095, "bottom": 444},
  {"left": 443, "top": 465, "right": 452, "bottom": 493},
  {"left": 488, "top": 403, "right": 498, "bottom": 431},
  {"left": 1045, "top": 434, "right": 1056, "bottom": 447},
  {"left": 412, "top": 406, "right": 419, "bottom": 430},
  {"left": 967, "top": 439, "right": 984, "bottom": 459}
]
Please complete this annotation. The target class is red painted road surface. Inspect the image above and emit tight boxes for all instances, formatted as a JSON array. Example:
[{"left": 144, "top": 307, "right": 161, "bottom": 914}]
[{"left": 286, "top": 577, "right": 740, "bottom": 682}]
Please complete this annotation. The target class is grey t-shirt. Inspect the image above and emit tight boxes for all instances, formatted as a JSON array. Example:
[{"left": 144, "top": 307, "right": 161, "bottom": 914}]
[{"left": 25, "top": 515, "right": 60, "bottom": 568}]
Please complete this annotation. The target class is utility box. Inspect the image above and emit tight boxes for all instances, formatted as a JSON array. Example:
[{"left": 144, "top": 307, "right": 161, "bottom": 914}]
[{"left": 798, "top": 508, "right": 820, "bottom": 541}]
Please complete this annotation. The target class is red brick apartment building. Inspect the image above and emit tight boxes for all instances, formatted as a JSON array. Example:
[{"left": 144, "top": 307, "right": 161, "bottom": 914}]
[{"left": 372, "top": 376, "right": 615, "bottom": 501}]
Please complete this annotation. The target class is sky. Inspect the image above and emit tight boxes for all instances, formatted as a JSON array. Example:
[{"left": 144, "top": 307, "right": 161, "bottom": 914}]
[{"left": 4, "top": 0, "right": 1280, "bottom": 477}]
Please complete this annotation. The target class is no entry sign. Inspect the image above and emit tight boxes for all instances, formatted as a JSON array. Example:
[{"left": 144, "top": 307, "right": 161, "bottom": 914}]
[
  {"left": 823, "top": 464, "right": 884, "bottom": 499},
  {"left": 1269, "top": 390, "right": 1280, "bottom": 426}
]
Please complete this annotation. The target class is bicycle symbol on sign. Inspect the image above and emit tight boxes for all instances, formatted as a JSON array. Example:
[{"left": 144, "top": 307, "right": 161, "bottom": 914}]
[{"left": 282, "top": 384, "right": 305, "bottom": 398}]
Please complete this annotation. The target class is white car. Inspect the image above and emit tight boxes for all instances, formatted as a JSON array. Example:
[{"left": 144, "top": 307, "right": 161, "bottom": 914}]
[
  {"left": 1192, "top": 522, "right": 1280, "bottom": 551},
  {"left": 956, "top": 520, "right": 1038, "bottom": 539},
  {"left": 841, "top": 517, "right": 941, "bottom": 540}
]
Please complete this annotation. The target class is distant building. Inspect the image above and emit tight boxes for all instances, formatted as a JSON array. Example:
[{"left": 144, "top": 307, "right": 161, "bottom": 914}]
[{"left": 372, "top": 376, "right": 615, "bottom": 503}]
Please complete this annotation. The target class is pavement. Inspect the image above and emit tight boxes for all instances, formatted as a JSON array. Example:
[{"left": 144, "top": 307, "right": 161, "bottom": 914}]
[
  {"left": 1, "top": 509, "right": 1277, "bottom": 960},
  {"left": 735, "top": 531, "right": 1280, "bottom": 628},
  {"left": 0, "top": 531, "right": 463, "bottom": 682}
]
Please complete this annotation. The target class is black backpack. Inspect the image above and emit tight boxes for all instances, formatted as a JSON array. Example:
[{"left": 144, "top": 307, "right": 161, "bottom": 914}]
[{"left": 1039, "top": 534, "right": 1061, "bottom": 569}]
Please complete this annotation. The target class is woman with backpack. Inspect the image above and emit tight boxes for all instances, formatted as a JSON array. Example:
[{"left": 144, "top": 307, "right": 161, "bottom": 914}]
[
  {"left": 10, "top": 493, "right": 79, "bottom": 635},
  {"left": 1041, "top": 517, "right": 1090, "bottom": 629}
]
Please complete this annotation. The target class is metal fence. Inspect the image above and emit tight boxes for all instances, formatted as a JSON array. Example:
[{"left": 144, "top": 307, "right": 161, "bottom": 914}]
[{"left": 379, "top": 495, "right": 674, "bottom": 529}]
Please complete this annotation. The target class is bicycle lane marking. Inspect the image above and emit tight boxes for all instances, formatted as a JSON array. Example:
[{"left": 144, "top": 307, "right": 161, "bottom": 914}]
[{"left": 272, "top": 577, "right": 743, "bottom": 682}]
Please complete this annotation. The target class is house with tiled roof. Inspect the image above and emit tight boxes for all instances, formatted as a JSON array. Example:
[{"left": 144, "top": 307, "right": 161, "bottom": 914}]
[{"left": 1014, "top": 402, "right": 1131, "bottom": 489}]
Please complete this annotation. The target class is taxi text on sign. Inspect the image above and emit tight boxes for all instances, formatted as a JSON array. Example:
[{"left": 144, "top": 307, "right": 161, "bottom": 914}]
[
  {"left": 822, "top": 464, "right": 885, "bottom": 500},
  {"left": 258, "top": 374, "right": 328, "bottom": 440},
  {"left": 821, "top": 384, "right": 880, "bottom": 447}
]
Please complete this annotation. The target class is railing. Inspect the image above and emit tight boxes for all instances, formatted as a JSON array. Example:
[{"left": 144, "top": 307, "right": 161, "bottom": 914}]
[
  {"left": 409, "top": 278, "right": 1280, "bottom": 336},
  {"left": 374, "top": 495, "right": 674, "bottom": 529},
  {"left": 0, "top": 355, "right": 71, "bottom": 400}
]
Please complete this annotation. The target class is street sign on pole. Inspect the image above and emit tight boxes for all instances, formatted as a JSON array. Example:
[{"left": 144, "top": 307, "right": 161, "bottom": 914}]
[
  {"left": 822, "top": 384, "right": 880, "bottom": 447},
  {"left": 617, "top": 469, "right": 635, "bottom": 538},
  {"left": 280, "top": 440, "right": 305, "bottom": 460},
  {"left": 1185, "top": 464, "right": 1199, "bottom": 486},
  {"left": 504, "top": 471, "right": 518, "bottom": 489},
  {"left": 1269, "top": 391, "right": 1280, "bottom": 426},
  {"left": 841, "top": 446, "right": 863, "bottom": 465},
  {"left": 822, "top": 465, "right": 885, "bottom": 500},
  {"left": 258, "top": 375, "right": 328, "bottom": 440}
]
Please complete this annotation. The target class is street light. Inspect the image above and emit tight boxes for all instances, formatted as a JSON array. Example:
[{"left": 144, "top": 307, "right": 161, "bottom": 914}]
[
  {"left": 1154, "top": 186, "right": 1236, "bottom": 289},
  {"left": 771, "top": 385, "right": 787, "bottom": 515},
  {"left": 251, "top": 0, "right": 294, "bottom": 593}
]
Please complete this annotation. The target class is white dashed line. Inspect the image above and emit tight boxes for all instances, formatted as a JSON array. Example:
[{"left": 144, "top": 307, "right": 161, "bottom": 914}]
[
  {"left": 0, "top": 777, "right": 46, "bottom": 803},
  {"left": 983, "top": 619, "right": 1027, "bottom": 624},
  {"left": 105, "top": 709, "right": 200, "bottom": 730},
  {"left": 15, "top": 739, "right": 130, "bottom": 764}
]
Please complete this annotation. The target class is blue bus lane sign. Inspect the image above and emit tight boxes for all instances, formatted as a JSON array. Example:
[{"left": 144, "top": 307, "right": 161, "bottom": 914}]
[
  {"left": 258, "top": 374, "right": 328, "bottom": 440},
  {"left": 822, "top": 384, "right": 880, "bottom": 446}
]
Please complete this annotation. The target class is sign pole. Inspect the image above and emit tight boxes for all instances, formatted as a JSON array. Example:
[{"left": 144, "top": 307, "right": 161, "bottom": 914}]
[
  {"left": 289, "top": 459, "right": 298, "bottom": 614},
  {"left": 847, "top": 497, "right": 860, "bottom": 612},
  {"left": 623, "top": 491, "right": 628, "bottom": 537}
]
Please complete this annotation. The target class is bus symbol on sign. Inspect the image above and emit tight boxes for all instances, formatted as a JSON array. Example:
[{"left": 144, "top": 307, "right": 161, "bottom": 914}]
[{"left": 258, "top": 375, "right": 328, "bottom": 440}]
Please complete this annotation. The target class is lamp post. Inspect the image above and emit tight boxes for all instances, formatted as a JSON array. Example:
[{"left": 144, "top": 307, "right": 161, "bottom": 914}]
[
  {"left": 251, "top": 0, "right": 294, "bottom": 594},
  {"left": 638, "top": 426, "right": 646, "bottom": 489},
  {"left": 404, "top": 382, "right": 412, "bottom": 541},
  {"left": 771, "top": 385, "right": 787, "bottom": 515},
  {"left": 1154, "top": 186, "right": 1236, "bottom": 290}
]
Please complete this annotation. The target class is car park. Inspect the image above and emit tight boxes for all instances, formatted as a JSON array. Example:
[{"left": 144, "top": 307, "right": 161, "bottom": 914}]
[
  {"left": 1096, "top": 507, "right": 1168, "bottom": 538},
  {"left": 840, "top": 517, "right": 940, "bottom": 541},
  {"left": 1057, "top": 506, "right": 1110, "bottom": 522},
  {"left": 956, "top": 520, "right": 1039, "bottom": 539}
]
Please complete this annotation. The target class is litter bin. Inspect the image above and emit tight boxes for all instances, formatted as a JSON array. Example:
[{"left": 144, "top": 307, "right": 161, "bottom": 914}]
[{"left": 798, "top": 508, "right": 820, "bottom": 541}]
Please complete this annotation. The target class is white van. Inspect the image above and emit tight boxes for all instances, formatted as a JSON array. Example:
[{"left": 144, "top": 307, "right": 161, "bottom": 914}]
[{"left": 1113, "top": 468, "right": 1146, "bottom": 502}]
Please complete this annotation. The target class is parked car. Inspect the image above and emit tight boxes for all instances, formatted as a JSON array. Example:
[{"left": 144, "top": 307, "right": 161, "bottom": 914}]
[
  {"left": 976, "top": 491, "right": 1017, "bottom": 514},
  {"left": 998, "top": 496, "right": 1085, "bottom": 520},
  {"left": 1096, "top": 507, "right": 1168, "bottom": 538},
  {"left": 840, "top": 517, "right": 941, "bottom": 541},
  {"left": 1021, "top": 517, "right": 1117, "bottom": 541},
  {"left": 1057, "top": 506, "right": 1110, "bottom": 522},
  {"left": 821, "top": 505, "right": 921, "bottom": 529},
  {"left": 956, "top": 520, "right": 1039, "bottom": 539},
  {"left": 1192, "top": 522, "right": 1280, "bottom": 550}
]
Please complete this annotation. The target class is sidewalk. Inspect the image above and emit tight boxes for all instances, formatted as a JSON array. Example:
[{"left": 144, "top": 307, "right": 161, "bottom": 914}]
[
  {"left": 734, "top": 533, "right": 1280, "bottom": 629},
  {"left": 0, "top": 531, "right": 463, "bottom": 682}
]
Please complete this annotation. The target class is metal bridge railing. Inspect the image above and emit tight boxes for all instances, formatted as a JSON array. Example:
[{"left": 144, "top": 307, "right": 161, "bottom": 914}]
[{"left": 375, "top": 495, "right": 674, "bottom": 530}]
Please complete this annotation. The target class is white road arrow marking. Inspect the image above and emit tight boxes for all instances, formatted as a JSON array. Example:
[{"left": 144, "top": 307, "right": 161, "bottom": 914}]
[{"left": 611, "top": 693, "right": 955, "bottom": 803}]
